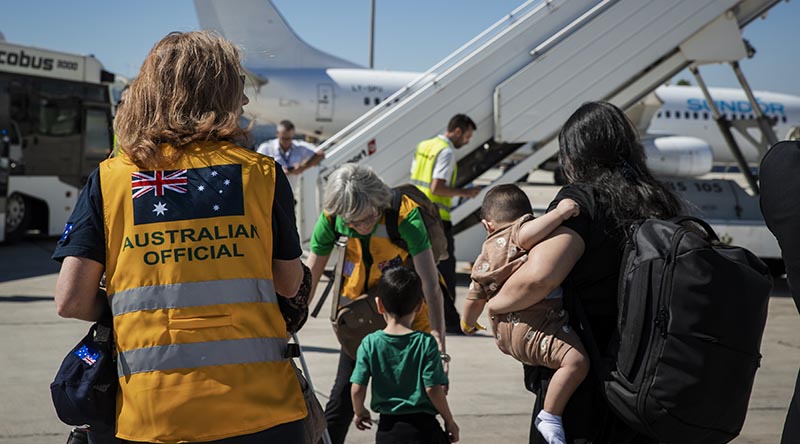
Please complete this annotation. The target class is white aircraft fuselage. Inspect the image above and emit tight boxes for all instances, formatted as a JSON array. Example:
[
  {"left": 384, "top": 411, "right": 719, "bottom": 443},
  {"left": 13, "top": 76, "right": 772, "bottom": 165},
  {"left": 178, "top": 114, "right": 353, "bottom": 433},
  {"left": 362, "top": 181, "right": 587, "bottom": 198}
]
[
  {"left": 246, "top": 68, "right": 422, "bottom": 138},
  {"left": 650, "top": 85, "right": 800, "bottom": 165}
]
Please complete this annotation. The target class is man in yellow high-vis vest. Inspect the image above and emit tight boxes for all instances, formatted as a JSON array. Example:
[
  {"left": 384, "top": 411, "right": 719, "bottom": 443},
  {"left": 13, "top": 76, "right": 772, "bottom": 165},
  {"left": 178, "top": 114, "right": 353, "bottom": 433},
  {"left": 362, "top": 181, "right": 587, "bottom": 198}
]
[{"left": 410, "top": 114, "right": 481, "bottom": 334}]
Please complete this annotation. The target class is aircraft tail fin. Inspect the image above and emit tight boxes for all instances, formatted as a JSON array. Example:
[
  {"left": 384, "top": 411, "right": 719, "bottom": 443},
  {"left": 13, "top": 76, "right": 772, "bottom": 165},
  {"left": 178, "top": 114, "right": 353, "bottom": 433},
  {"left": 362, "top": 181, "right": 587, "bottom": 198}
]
[{"left": 193, "top": 0, "right": 360, "bottom": 70}]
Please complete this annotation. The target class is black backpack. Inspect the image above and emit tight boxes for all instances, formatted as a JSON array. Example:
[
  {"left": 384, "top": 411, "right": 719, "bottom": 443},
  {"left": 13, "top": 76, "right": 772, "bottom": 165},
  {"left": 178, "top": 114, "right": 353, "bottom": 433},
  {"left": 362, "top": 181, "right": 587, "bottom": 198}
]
[
  {"left": 579, "top": 216, "right": 772, "bottom": 444},
  {"left": 385, "top": 184, "right": 449, "bottom": 264}
]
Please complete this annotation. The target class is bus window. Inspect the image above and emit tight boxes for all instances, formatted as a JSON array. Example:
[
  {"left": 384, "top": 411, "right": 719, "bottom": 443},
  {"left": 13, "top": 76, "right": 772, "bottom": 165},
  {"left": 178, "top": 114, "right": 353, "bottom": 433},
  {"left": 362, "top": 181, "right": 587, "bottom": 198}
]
[
  {"left": 84, "top": 84, "right": 108, "bottom": 103},
  {"left": 37, "top": 98, "right": 80, "bottom": 136}
]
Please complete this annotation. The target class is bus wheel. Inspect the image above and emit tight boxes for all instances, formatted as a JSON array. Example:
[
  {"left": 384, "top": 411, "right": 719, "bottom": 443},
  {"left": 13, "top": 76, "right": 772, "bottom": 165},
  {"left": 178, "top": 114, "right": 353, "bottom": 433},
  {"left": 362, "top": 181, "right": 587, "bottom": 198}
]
[{"left": 5, "top": 193, "right": 32, "bottom": 241}]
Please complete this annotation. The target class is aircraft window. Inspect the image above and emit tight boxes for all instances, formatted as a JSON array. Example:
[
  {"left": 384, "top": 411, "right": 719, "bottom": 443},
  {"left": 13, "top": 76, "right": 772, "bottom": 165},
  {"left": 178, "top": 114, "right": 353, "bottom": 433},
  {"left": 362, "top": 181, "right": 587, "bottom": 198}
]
[
  {"left": 665, "top": 111, "right": 671, "bottom": 118},
  {"left": 703, "top": 112, "right": 709, "bottom": 120},
  {"left": 374, "top": 97, "right": 380, "bottom": 105},
  {"left": 364, "top": 97, "right": 370, "bottom": 106},
  {"left": 684, "top": 111, "right": 690, "bottom": 119},
  {"left": 675, "top": 111, "right": 680, "bottom": 119},
  {"left": 693, "top": 112, "right": 698, "bottom": 119},
  {"left": 783, "top": 116, "right": 788, "bottom": 123},
  {"left": 657, "top": 112, "right": 662, "bottom": 118},
  {"left": 749, "top": 114, "right": 754, "bottom": 120}
]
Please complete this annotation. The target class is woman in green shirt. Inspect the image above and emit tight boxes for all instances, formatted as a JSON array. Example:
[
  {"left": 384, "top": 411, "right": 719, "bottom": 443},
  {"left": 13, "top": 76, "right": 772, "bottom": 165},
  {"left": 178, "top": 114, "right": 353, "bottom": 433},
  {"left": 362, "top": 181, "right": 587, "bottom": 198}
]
[{"left": 306, "top": 163, "right": 447, "bottom": 444}]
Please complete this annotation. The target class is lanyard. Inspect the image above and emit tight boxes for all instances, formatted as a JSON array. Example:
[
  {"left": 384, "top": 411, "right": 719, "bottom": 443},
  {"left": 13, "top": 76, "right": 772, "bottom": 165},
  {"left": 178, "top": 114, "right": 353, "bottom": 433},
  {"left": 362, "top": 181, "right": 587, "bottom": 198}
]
[{"left": 278, "top": 144, "right": 293, "bottom": 167}]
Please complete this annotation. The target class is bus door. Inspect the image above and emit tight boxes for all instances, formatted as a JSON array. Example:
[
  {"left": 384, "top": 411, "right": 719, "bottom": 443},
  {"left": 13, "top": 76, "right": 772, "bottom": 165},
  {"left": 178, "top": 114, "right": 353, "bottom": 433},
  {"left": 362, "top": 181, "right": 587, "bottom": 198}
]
[
  {"left": 0, "top": 131, "right": 8, "bottom": 243},
  {"left": 80, "top": 105, "right": 112, "bottom": 178},
  {"left": 0, "top": 79, "right": 10, "bottom": 241}
]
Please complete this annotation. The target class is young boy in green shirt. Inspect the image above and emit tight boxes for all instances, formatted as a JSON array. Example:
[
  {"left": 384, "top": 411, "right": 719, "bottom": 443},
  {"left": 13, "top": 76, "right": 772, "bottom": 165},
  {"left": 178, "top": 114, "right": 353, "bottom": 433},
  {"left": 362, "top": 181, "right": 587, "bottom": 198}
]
[{"left": 350, "top": 267, "right": 459, "bottom": 443}]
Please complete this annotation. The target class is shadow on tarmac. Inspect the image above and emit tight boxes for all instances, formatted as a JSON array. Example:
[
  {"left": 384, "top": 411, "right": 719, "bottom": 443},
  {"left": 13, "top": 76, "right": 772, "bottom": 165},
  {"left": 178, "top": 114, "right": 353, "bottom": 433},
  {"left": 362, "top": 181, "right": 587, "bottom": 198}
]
[
  {"left": 299, "top": 345, "right": 341, "bottom": 354},
  {"left": 0, "top": 238, "right": 60, "bottom": 283},
  {"left": 0, "top": 295, "right": 55, "bottom": 302}
]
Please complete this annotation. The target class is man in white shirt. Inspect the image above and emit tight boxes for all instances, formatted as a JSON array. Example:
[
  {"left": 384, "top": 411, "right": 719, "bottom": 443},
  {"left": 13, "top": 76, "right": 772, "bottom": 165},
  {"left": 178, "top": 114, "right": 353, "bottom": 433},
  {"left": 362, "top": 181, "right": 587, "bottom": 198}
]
[{"left": 256, "top": 120, "right": 324, "bottom": 192}]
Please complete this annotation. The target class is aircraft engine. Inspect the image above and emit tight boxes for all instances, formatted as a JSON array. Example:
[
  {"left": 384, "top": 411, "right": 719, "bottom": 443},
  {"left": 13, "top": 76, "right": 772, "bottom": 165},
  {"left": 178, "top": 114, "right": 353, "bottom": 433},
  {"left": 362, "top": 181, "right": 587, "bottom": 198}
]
[{"left": 642, "top": 136, "right": 714, "bottom": 177}]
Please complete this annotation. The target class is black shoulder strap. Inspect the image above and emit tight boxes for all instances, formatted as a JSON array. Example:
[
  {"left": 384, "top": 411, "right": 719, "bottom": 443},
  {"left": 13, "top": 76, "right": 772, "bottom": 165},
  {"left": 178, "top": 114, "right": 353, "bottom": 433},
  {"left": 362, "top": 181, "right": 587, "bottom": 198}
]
[
  {"left": 326, "top": 212, "right": 343, "bottom": 239},
  {"left": 385, "top": 189, "right": 408, "bottom": 252}
]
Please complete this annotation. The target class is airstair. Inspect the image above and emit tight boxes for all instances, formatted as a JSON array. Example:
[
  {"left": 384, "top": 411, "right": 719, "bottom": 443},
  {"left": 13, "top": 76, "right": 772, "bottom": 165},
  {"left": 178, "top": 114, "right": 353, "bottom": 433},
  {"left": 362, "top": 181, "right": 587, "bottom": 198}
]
[{"left": 307, "top": 0, "right": 783, "bottom": 259}]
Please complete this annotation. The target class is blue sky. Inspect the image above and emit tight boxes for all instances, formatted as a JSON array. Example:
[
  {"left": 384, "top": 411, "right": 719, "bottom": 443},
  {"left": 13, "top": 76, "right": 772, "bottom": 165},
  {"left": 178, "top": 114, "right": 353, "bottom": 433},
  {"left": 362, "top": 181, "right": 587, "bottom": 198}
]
[{"left": 1, "top": 0, "right": 798, "bottom": 95}]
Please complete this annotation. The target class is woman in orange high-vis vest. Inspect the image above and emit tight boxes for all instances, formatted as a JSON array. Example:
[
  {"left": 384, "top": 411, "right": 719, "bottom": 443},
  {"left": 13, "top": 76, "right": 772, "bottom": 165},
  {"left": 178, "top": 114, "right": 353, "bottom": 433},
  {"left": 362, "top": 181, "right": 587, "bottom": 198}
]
[
  {"left": 53, "top": 31, "right": 307, "bottom": 444},
  {"left": 306, "top": 163, "right": 447, "bottom": 444}
]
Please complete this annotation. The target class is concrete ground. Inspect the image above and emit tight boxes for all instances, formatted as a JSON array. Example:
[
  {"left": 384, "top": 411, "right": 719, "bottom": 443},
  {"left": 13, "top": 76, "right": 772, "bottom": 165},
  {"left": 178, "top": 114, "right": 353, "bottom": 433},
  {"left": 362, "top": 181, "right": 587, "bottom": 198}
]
[{"left": 0, "top": 238, "right": 797, "bottom": 443}]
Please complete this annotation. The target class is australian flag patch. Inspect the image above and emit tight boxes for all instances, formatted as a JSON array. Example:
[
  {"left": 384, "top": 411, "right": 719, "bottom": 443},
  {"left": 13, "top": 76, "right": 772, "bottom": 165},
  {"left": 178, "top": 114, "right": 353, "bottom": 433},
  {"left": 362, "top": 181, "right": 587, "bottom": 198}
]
[
  {"left": 60, "top": 223, "right": 74, "bottom": 241},
  {"left": 131, "top": 164, "right": 245, "bottom": 225},
  {"left": 74, "top": 345, "right": 99, "bottom": 366}
]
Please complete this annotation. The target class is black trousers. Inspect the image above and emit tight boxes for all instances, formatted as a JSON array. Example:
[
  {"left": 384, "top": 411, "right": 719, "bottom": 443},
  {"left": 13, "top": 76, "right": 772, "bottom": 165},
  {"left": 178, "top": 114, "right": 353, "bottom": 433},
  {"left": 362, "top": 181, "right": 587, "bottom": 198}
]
[
  {"left": 323, "top": 350, "right": 356, "bottom": 444},
  {"left": 525, "top": 365, "right": 656, "bottom": 444},
  {"left": 439, "top": 221, "right": 461, "bottom": 333},
  {"left": 376, "top": 413, "right": 449, "bottom": 444},
  {"left": 782, "top": 346, "right": 800, "bottom": 444}
]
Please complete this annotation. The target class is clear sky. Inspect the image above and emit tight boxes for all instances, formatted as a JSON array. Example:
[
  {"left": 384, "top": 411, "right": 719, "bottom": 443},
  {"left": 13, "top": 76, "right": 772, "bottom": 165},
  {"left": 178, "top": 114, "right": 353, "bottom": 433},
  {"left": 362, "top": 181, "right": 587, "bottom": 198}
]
[{"left": 1, "top": 0, "right": 798, "bottom": 95}]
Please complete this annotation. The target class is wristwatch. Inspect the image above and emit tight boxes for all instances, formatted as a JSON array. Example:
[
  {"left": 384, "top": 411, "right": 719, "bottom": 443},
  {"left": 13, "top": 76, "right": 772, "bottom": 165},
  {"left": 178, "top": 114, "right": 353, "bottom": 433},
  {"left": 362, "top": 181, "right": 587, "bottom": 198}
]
[{"left": 440, "top": 352, "right": 451, "bottom": 363}]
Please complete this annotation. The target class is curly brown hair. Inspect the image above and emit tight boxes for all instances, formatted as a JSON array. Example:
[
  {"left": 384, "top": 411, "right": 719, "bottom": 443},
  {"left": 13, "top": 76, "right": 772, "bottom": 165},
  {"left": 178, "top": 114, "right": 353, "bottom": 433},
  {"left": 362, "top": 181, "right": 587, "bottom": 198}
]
[{"left": 113, "top": 31, "right": 249, "bottom": 168}]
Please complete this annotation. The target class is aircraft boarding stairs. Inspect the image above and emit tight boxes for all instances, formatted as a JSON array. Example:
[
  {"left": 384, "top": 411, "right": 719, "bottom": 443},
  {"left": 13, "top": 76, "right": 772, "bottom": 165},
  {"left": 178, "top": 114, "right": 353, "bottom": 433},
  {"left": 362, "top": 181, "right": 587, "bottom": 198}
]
[{"left": 309, "top": 0, "right": 782, "bottom": 260}]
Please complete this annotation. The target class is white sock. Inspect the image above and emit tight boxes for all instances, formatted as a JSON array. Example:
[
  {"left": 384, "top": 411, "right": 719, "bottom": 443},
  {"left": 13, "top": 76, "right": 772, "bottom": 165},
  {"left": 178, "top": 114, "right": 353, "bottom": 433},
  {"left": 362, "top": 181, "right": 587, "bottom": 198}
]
[{"left": 534, "top": 410, "right": 566, "bottom": 444}]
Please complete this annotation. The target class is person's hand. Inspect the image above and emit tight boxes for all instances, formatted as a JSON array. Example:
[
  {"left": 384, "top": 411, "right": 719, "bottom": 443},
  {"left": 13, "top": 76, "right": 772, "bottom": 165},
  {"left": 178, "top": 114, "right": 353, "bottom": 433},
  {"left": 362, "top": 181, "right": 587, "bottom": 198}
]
[
  {"left": 445, "top": 419, "right": 460, "bottom": 442},
  {"left": 460, "top": 319, "right": 486, "bottom": 335},
  {"left": 487, "top": 313, "right": 510, "bottom": 355},
  {"left": 462, "top": 186, "right": 482, "bottom": 198},
  {"left": 353, "top": 408, "right": 373, "bottom": 430},
  {"left": 440, "top": 351, "right": 450, "bottom": 378},
  {"left": 556, "top": 198, "right": 580, "bottom": 220}
]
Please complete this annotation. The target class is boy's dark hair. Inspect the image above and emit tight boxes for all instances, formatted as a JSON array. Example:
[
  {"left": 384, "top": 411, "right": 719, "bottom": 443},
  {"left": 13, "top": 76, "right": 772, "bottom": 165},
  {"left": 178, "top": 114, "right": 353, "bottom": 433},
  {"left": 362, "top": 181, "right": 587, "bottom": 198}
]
[
  {"left": 447, "top": 114, "right": 476, "bottom": 133},
  {"left": 375, "top": 267, "right": 423, "bottom": 317},
  {"left": 481, "top": 184, "right": 533, "bottom": 223}
]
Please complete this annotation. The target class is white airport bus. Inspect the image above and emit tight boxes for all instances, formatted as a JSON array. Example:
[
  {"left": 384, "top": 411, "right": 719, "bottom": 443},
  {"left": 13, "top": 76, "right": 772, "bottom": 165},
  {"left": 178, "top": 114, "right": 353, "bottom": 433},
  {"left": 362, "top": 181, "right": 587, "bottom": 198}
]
[{"left": 0, "top": 38, "right": 115, "bottom": 241}]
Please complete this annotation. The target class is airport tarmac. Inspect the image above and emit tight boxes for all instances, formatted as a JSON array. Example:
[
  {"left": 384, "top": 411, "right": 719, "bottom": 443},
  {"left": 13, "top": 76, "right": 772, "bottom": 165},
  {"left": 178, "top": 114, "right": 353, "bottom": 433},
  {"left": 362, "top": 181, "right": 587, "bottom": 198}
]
[{"left": 0, "top": 238, "right": 797, "bottom": 444}]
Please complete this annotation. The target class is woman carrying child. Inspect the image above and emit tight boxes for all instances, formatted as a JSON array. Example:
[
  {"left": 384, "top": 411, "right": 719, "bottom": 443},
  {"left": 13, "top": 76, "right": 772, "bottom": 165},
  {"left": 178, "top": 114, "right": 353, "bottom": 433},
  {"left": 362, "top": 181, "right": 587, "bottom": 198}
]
[{"left": 487, "top": 102, "right": 682, "bottom": 443}]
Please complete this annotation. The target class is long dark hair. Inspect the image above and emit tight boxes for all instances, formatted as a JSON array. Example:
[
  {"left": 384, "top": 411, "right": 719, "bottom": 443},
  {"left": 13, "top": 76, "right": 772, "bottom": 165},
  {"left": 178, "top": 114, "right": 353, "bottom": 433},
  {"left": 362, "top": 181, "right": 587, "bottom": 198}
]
[{"left": 558, "top": 101, "right": 682, "bottom": 232}]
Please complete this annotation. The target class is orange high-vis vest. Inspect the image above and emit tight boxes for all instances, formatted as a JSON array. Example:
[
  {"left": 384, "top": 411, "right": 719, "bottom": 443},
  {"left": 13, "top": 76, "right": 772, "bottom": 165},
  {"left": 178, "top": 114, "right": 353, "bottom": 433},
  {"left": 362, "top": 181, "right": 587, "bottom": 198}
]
[
  {"left": 329, "top": 195, "right": 430, "bottom": 332},
  {"left": 99, "top": 141, "right": 306, "bottom": 443}
]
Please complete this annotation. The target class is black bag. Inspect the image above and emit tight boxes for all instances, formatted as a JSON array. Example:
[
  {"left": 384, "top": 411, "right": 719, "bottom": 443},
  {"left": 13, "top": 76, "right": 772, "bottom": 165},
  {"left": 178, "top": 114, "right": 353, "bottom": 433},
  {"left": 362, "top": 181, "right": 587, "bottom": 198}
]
[
  {"left": 385, "top": 185, "right": 449, "bottom": 263},
  {"left": 278, "top": 263, "right": 313, "bottom": 334},
  {"left": 50, "top": 315, "right": 117, "bottom": 430},
  {"left": 581, "top": 216, "right": 772, "bottom": 444}
]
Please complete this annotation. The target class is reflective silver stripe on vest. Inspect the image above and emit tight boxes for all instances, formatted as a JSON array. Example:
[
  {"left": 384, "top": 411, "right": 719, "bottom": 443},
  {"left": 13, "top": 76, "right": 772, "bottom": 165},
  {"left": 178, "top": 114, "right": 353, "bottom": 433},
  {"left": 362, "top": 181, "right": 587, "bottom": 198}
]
[
  {"left": 110, "top": 278, "right": 277, "bottom": 316},
  {"left": 434, "top": 202, "right": 449, "bottom": 210},
  {"left": 410, "top": 178, "right": 430, "bottom": 187},
  {"left": 117, "top": 337, "right": 287, "bottom": 377}
]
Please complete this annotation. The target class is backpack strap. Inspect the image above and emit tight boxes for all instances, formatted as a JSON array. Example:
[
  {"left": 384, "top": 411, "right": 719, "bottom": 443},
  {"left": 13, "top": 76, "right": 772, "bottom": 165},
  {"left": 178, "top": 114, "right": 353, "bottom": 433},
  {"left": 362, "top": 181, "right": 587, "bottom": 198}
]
[
  {"left": 669, "top": 216, "right": 719, "bottom": 241},
  {"left": 385, "top": 189, "right": 409, "bottom": 253},
  {"left": 325, "top": 212, "right": 343, "bottom": 239}
]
